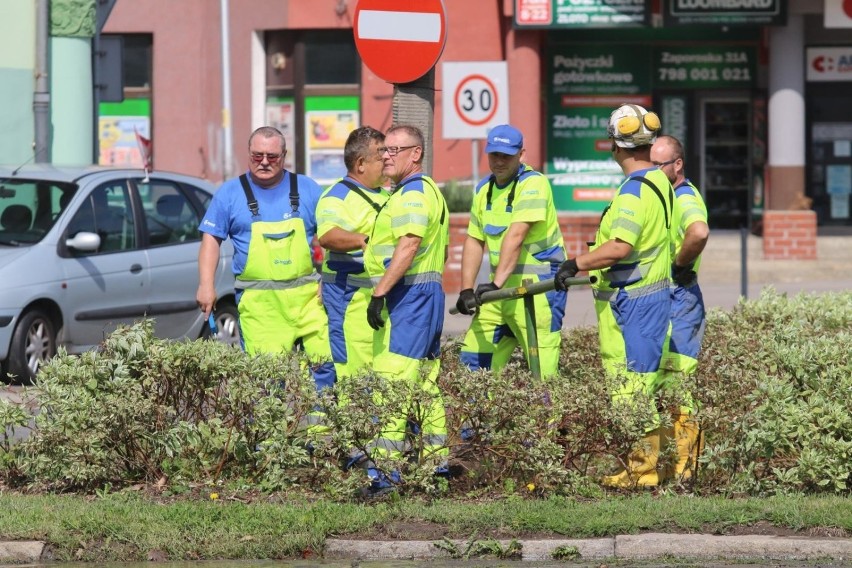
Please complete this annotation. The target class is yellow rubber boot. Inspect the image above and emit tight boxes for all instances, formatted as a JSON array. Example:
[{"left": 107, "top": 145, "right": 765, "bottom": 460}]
[
  {"left": 672, "top": 413, "right": 704, "bottom": 482},
  {"left": 602, "top": 426, "right": 670, "bottom": 488}
]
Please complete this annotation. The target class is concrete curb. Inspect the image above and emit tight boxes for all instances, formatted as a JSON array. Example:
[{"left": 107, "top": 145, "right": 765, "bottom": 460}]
[
  {"left": 616, "top": 533, "right": 852, "bottom": 561},
  {"left": 0, "top": 541, "right": 45, "bottom": 563},
  {"left": 324, "top": 538, "right": 613, "bottom": 561},
  {"left": 325, "top": 535, "right": 852, "bottom": 562},
  {"left": 3, "top": 535, "right": 851, "bottom": 563}
]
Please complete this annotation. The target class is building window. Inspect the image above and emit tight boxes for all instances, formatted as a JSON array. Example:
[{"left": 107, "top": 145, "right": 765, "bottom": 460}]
[
  {"left": 123, "top": 34, "right": 152, "bottom": 91},
  {"left": 303, "top": 31, "right": 359, "bottom": 86}
]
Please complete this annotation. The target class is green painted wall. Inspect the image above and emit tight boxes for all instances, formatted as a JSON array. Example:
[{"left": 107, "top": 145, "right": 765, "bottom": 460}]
[
  {"left": 50, "top": 36, "right": 93, "bottom": 165},
  {"left": 0, "top": 0, "right": 36, "bottom": 164},
  {"left": 0, "top": 0, "right": 35, "bottom": 68},
  {"left": 49, "top": 0, "right": 97, "bottom": 164}
]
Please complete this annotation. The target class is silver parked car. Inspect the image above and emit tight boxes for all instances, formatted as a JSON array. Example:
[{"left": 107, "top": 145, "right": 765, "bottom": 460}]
[{"left": 0, "top": 165, "right": 239, "bottom": 383}]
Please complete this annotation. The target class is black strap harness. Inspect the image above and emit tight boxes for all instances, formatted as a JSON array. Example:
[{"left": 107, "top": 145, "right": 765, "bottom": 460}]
[
  {"left": 628, "top": 175, "right": 673, "bottom": 230},
  {"left": 597, "top": 174, "right": 673, "bottom": 231},
  {"left": 239, "top": 172, "right": 299, "bottom": 217},
  {"left": 485, "top": 173, "right": 521, "bottom": 213},
  {"left": 339, "top": 179, "right": 383, "bottom": 214}
]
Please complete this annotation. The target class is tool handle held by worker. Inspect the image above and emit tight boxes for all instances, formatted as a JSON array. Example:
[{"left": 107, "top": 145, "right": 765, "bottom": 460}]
[
  {"left": 208, "top": 313, "right": 219, "bottom": 335},
  {"left": 449, "top": 275, "right": 596, "bottom": 315}
]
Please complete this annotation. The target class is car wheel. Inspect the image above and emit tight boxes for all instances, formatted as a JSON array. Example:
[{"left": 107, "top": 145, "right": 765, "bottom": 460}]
[
  {"left": 7, "top": 309, "right": 57, "bottom": 383},
  {"left": 202, "top": 302, "right": 240, "bottom": 347}
]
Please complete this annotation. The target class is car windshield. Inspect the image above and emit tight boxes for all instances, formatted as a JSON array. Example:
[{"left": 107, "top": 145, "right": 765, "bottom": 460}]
[{"left": 0, "top": 179, "right": 77, "bottom": 246}]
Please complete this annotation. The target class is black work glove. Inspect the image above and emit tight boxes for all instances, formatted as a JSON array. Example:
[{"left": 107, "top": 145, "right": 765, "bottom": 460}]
[
  {"left": 672, "top": 263, "right": 697, "bottom": 287},
  {"left": 456, "top": 288, "right": 478, "bottom": 315},
  {"left": 474, "top": 281, "right": 500, "bottom": 306},
  {"left": 367, "top": 295, "right": 386, "bottom": 330},
  {"left": 554, "top": 258, "right": 579, "bottom": 291}
]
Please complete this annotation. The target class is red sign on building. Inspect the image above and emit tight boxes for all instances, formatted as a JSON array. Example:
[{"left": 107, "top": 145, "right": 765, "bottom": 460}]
[
  {"left": 516, "top": 0, "right": 552, "bottom": 26},
  {"left": 353, "top": 0, "right": 448, "bottom": 84}
]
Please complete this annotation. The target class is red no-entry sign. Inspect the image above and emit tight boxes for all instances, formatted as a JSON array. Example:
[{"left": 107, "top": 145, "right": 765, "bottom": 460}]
[{"left": 354, "top": 0, "right": 447, "bottom": 84}]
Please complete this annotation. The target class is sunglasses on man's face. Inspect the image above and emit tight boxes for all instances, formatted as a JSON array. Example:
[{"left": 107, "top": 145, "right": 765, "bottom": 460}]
[{"left": 250, "top": 152, "right": 282, "bottom": 164}]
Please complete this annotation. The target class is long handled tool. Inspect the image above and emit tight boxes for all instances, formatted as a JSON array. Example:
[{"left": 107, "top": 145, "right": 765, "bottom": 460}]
[{"left": 450, "top": 275, "right": 596, "bottom": 380}]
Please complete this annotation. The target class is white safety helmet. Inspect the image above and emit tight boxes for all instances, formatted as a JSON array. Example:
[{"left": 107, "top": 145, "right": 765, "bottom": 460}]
[{"left": 608, "top": 103, "right": 661, "bottom": 148}]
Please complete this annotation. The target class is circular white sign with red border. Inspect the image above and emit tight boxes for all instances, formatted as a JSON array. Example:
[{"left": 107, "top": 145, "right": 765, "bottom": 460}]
[{"left": 354, "top": 0, "right": 447, "bottom": 84}]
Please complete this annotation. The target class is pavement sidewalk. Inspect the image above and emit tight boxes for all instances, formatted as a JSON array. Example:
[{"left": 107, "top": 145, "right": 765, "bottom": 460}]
[
  {"left": 443, "top": 232, "right": 852, "bottom": 337},
  {"left": 3, "top": 533, "right": 851, "bottom": 563}
]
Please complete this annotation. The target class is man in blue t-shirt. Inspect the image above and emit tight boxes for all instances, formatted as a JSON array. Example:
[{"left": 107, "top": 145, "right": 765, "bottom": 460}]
[{"left": 196, "top": 126, "right": 335, "bottom": 393}]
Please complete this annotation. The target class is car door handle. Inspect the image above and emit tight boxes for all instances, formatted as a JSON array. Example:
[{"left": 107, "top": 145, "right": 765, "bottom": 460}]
[{"left": 130, "top": 263, "right": 143, "bottom": 274}]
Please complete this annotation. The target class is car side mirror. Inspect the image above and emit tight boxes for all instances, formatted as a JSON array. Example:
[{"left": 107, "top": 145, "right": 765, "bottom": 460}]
[{"left": 66, "top": 231, "right": 101, "bottom": 252}]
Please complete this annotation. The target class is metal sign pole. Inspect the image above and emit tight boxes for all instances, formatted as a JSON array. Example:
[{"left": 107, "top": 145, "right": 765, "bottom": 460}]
[{"left": 471, "top": 139, "right": 479, "bottom": 190}]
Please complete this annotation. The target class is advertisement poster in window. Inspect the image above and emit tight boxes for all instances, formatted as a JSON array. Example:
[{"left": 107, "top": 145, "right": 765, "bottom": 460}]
[
  {"left": 266, "top": 97, "right": 296, "bottom": 172},
  {"left": 826, "top": 164, "right": 851, "bottom": 219},
  {"left": 304, "top": 96, "right": 360, "bottom": 185},
  {"left": 546, "top": 43, "right": 651, "bottom": 210},
  {"left": 98, "top": 99, "right": 151, "bottom": 168}
]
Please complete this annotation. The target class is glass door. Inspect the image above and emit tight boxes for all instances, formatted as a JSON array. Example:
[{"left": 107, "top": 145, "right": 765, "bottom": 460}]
[
  {"left": 807, "top": 82, "right": 852, "bottom": 228},
  {"left": 700, "top": 98, "right": 751, "bottom": 229}
]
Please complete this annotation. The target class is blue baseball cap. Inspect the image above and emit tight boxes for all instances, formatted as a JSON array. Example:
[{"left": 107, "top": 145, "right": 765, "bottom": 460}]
[{"left": 485, "top": 124, "right": 523, "bottom": 155}]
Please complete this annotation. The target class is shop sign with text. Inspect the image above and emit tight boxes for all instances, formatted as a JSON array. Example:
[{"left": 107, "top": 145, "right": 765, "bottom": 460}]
[
  {"left": 515, "top": 0, "right": 649, "bottom": 28},
  {"left": 547, "top": 44, "right": 652, "bottom": 210},
  {"left": 663, "top": 0, "right": 786, "bottom": 26},
  {"left": 806, "top": 47, "right": 852, "bottom": 82},
  {"left": 654, "top": 46, "right": 756, "bottom": 88},
  {"left": 551, "top": 44, "right": 652, "bottom": 97}
]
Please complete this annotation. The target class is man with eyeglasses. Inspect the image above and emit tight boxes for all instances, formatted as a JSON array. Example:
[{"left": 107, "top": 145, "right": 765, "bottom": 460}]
[
  {"left": 316, "top": 126, "right": 389, "bottom": 380},
  {"left": 455, "top": 124, "right": 567, "bottom": 380},
  {"left": 651, "top": 134, "right": 710, "bottom": 483},
  {"left": 362, "top": 124, "right": 450, "bottom": 488},
  {"left": 554, "top": 104, "right": 674, "bottom": 488},
  {"left": 197, "top": 126, "right": 335, "bottom": 395}
]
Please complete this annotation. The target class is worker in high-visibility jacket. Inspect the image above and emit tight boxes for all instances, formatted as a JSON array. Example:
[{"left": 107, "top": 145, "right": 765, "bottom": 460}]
[
  {"left": 197, "top": 126, "right": 336, "bottom": 396},
  {"left": 455, "top": 124, "right": 567, "bottom": 379},
  {"left": 363, "top": 125, "right": 449, "bottom": 490},
  {"left": 317, "top": 126, "right": 389, "bottom": 379},
  {"left": 555, "top": 104, "right": 674, "bottom": 488},
  {"left": 652, "top": 134, "right": 710, "bottom": 483}
]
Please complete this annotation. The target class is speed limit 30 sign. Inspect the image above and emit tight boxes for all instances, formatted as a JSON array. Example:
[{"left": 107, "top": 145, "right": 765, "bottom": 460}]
[{"left": 442, "top": 61, "right": 509, "bottom": 139}]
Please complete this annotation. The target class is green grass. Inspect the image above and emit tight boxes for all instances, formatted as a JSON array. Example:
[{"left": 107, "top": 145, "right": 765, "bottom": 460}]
[{"left": 0, "top": 492, "right": 849, "bottom": 561}]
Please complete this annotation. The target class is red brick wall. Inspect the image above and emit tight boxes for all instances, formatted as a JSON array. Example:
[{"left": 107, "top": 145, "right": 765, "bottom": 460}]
[
  {"left": 444, "top": 214, "right": 469, "bottom": 293},
  {"left": 443, "top": 213, "right": 600, "bottom": 293},
  {"left": 762, "top": 211, "right": 817, "bottom": 260}
]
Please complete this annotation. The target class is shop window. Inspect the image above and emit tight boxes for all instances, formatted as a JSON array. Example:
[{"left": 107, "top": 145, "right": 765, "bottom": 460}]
[
  {"left": 98, "top": 34, "right": 152, "bottom": 168},
  {"left": 701, "top": 99, "right": 751, "bottom": 229},
  {"left": 304, "top": 31, "right": 359, "bottom": 85},
  {"left": 122, "top": 34, "right": 152, "bottom": 92},
  {"left": 264, "top": 30, "right": 360, "bottom": 173}
]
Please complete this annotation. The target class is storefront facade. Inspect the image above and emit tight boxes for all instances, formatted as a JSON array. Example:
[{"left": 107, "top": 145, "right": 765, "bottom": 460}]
[
  {"left": 542, "top": 26, "right": 766, "bottom": 230},
  {"left": 99, "top": 0, "right": 848, "bottom": 235}
]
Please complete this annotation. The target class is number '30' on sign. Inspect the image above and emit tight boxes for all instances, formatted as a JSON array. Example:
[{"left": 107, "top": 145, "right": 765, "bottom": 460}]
[
  {"left": 454, "top": 75, "right": 499, "bottom": 126},
  {"left": 442, "top": 62, "right": 509, "bottom": 140}
]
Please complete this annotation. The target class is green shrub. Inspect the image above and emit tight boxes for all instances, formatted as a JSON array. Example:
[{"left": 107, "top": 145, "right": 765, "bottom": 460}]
[
  {"left": 697, "top": 289, "right": 852, "bottom": 495},
  {"left": 1, "top": 289, "right": 849, "bottom": 498},
  {"left": 439, "top": 179, "right": 474, "bottom": 213}
]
